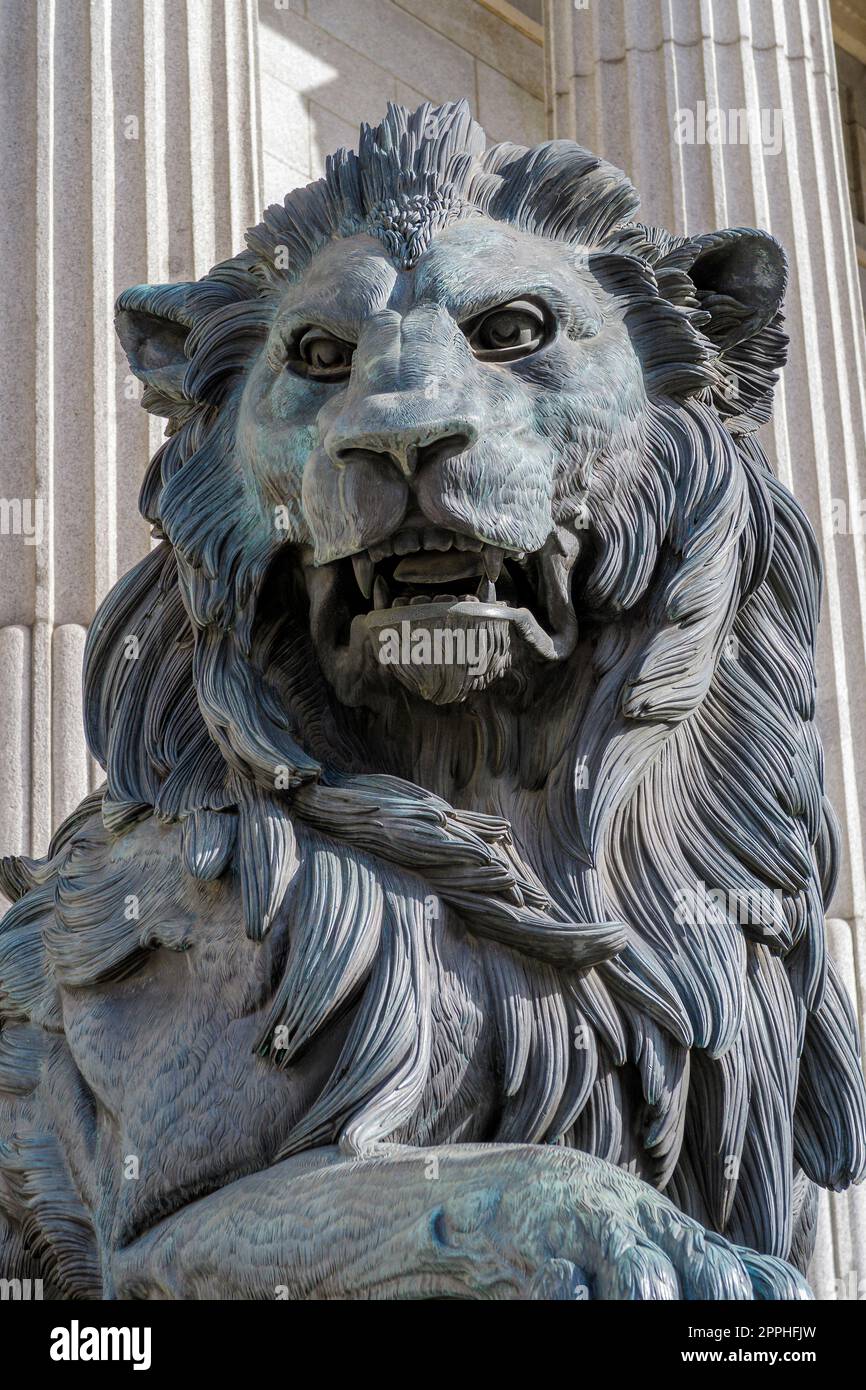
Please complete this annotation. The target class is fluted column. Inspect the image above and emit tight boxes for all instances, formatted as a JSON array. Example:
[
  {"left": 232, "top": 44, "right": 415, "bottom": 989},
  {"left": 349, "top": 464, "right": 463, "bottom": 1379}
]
[
  {"left": 545, "top": 0, "right": 866, "bottom": 1299},
  {"left": 0, "top": 0, "right": 262, "bottom": 867}
]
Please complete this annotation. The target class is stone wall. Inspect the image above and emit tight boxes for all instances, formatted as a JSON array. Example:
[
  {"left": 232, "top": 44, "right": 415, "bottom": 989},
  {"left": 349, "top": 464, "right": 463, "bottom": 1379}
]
[
  {"left": 836, "top": 42, "right": 866, "bottom": 304},
  {"left": 258, "top": 0, "right": 545, "bottom": 206}
]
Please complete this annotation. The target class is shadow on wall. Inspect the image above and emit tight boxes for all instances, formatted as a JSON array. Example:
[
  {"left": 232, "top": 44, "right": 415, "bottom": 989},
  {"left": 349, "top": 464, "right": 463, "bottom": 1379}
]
[{"left": 257, "top": 0, "right": 546, "bottom": 207}]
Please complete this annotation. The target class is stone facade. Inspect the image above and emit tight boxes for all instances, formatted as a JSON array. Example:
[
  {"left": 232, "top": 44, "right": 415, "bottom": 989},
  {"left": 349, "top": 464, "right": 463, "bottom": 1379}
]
[
  {"left": 837, "top": 40, "right": 866, "bottom": 303},
  {"left": 1, "top": 0, "right": 864, "bottom": 1298},
  {"left": 258, "top": 0, "right": 546, "bottom": 203}
]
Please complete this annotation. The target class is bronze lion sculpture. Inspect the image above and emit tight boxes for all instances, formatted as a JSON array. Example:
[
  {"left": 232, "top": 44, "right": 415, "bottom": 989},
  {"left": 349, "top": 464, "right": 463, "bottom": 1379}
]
[{"left": 1, "top": 100, "right": 864, "bottom": 1300}]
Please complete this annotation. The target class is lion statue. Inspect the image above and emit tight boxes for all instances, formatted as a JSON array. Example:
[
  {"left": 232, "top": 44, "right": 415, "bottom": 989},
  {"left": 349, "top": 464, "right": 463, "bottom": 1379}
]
[{"left": 1, "top": 100, "right": 864, "bottom": 1301}]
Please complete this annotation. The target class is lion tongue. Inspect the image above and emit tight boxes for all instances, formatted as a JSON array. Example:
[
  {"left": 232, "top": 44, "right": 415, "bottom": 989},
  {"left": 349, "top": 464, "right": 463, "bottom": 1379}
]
[{"left": 392, "top": 552, "right": 484, "bottom": 585}]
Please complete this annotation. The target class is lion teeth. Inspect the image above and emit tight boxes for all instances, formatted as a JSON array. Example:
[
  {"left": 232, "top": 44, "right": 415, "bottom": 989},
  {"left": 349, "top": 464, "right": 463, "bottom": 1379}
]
[
  {"left": 477, "top": 577, "right": 496, "bottom": 602},
  {"left": 422, "top": 528, "right": 453, "bottom": 551},
  {"left": 482, "top": 546, "right": 503, "bottom": 582},
  {"left": 393, "top": 529, "right": 421, "bottom": 555},
  {"left": 369, "top": 540, "right": 393, "bottom": 562},
  {"left": 352, "top": 551, "right": 374, "bottom": 599},
  {"left": 373, "top": 576, "right": 391, "bottom": 610},
  {"left": 453, "top": 534, "right": 482, "bottom": 551}
]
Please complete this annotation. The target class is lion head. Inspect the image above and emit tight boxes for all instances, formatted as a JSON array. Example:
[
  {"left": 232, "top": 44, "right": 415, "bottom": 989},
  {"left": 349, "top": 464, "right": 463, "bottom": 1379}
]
[{"left": 74, "top": 101, "right": 865, "bottom": 1263}]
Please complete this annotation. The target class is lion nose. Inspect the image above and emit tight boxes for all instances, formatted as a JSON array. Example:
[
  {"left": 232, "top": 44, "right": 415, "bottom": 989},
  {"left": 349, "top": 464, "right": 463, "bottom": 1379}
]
[{"left": 326, "top": 414, "right": 477, "bottom": 478}]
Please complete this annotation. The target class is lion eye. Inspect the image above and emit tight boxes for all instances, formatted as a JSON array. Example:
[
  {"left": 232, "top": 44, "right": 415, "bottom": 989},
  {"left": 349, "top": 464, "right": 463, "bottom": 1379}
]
[
  {"left": 292, "top": 328, "right": 355, "bottom": 381},
  {"left": 465, "top": 300, "right": 549, "bottom": 363}
]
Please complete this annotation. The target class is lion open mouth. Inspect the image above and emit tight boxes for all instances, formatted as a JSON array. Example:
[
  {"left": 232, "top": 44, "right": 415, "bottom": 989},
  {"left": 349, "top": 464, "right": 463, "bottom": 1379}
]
[
  {"left": 304, "top": 521, "right": 581, "bottom": 706},
  {"left": 341, "top": 526, "right": 571, "bottom": 661},
  {"left": 350, "top": 529, "right": 534, "bottom": 617}
]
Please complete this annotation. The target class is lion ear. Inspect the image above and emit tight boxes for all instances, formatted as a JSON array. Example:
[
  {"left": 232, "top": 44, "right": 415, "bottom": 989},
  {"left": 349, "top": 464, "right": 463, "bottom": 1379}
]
[
  {"left": 681, "top": 228, "right": 788, "bottom": 428},
  {"left": 686, "top": 228, "right": 787, "bottom": 350},
  {"left": 115, "top": 283, "right": 197, "bottom": 416}
]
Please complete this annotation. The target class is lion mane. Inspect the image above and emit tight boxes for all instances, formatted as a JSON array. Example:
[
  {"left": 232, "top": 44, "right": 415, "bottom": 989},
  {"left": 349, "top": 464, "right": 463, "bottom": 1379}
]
[{"left": 3, "top": 101, "right": 864, "bottom": 1273}]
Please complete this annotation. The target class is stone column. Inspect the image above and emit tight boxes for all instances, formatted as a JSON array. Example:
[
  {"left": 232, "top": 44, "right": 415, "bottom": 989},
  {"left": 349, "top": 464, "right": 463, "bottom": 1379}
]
[
  {"left": 544, "top": 0, "right": 866, "bottom": 1298},
  {"left": 0, "top": 0, "right": 262, "bottom": 868}
]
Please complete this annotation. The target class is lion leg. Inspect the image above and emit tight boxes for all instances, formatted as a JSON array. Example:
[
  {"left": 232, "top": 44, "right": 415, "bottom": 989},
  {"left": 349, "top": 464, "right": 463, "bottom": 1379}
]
[{"left": 111, "top": 1143, "right": 810, "bottom": 1301}]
